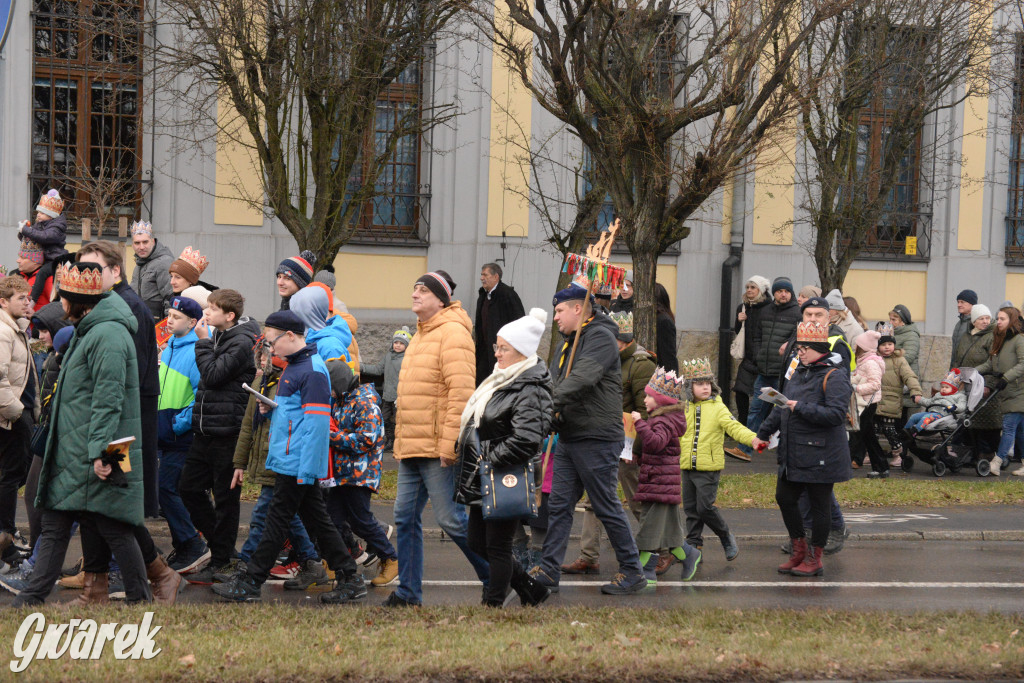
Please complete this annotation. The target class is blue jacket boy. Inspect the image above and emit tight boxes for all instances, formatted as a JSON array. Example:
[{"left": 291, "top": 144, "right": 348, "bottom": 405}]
[
  {"left": 157, "top": 328, "right": 200, "bottom": 450},
  {"left": 266, "top": 343, "right": 332, "bottom": 484}
]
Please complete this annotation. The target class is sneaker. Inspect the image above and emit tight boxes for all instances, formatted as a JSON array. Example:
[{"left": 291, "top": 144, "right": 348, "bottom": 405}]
[
  {"left": 680, "top": 546, "right": 702, "bottom": 581},
  {"left": 283, "top": 559, "right": 331, "bottom": 590},
  {"left": 108, "top": 570, "right": 126, "bottom": 600},
  {"left": 1013, "top": 466, "right": 1024, "bottom": 477},
  {"left": 359, "top": 550, "right": 380, "bottom": 570},
  {"left": 560, "top": 556, "right": 599, "bottom": 575},
  {"left": 169, "top": 540, "right": 211, "bottom": 574},
  {"left": 866, "top": 470, "right": 890, "bottom": 479},
  {"left": 381, "top": 590, "right": 421, "bottom": 607},
  {"left": 211, "top": 558, "right": 244, "bottom": 584},
  {"left": 371, "top": 558, "right": 399, "bottom": 587},
  {"left": 0, "top": 570, "right": 31, "bottom": 595},
  {"left": 991, "top": 456, "right": 1003, "bottom": 476},
  {"left": 62, "top": 557, "right": 83, "bottom": 577},
  {"left": 527, "top": 566, "right": 560, "bottom": 593},
  {"left": 58, "top": 570, "right": 86, "bottom": 589},
  {"left": 889, "top": 455, "right": 902, "bottom": 468},
  {"left": 212, "top": 571, "right": 261, "bottom": 602},
  {"left": 187, "top": 560, "right": 238, "bottom": 586},
  {"left": 269, "top": 561, "right": 300, "bottom": 581},
  {"left": 823, "top": 526, "right": 850, "bottom": 556},
  {"left": 724, "top": 447, "right": 752, "bottom": 462},
  {"left": 384, "top": 524, "right": 395, "bottom": 541},
  {"left": 721, "top": 533, "right": 739, "bottom": 561},
  {"left": 320, "top": 574, "right": 368, "bottom": 604},
  {"left": 600, "top": 572, "right": 647, "bottom": 595}
]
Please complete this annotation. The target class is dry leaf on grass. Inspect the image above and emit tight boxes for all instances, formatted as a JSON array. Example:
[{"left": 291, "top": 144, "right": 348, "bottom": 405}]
[{"left": 179, "top": 654, "right": 196, "bottom": 667}]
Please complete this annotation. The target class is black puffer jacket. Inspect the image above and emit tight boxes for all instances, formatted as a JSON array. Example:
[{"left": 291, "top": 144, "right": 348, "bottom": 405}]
[
  {"left": 454, "top": 362, "right": 554, "bottom": 505},
  {"left": 552, "top": 312, "right": 623, "bottom": 443},
  {"left": 753, "top": 298, "right": 800, "bottom": 379},
  {"left": 114, "top": 280, "right": 160, "bottom": 397},
  {"left": 733, "top": 298, "right": 771, "bottom": 394},
  {"left": 757, "top": 352, "right": 853, "bottom": 484},
  {"left": 192, "top": 318, "right": 260, "bottom": 437}
]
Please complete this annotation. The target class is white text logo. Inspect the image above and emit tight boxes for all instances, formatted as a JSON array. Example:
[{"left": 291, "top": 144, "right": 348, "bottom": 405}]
[{"left": 11, "top": 611, "right": 162, "bottom": 672}]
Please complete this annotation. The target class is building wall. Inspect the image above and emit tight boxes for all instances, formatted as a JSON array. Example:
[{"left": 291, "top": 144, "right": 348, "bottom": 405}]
[{"left": 1, "top": 7, "right": 1022, "bottom": 340}]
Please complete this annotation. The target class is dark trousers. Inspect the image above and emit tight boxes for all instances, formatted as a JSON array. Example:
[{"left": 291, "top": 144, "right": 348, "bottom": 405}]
[
  {"left": 79, "top": 514, "right": 152, "bottom": 602},
  {"left": 159, "top": 448, "right": 200, "bottom": 548},
  {"left": 326, "top": 486, "right": 396, "bottom": 560},
  {"left": 16, "top": 510, "right": 150, "bottom": 606},
  {"left": 84, "top": 523, "right": 159, "bottom": 571},
  {"left": 382, "top": 401, "right": 396, "bottom": 446},
  {"left": 540, "top": 438, "right": 641, "bottom": 578},
  {"left": 734, "top": 391, "right": 750, "bottom": 426},
  {"left": 141, "top": 394, "right": 159, "bottom": 517},
  {"left": 850, "top": 403, "right": 885, "bottom": 468},
  {"left": 467, "top": 505, "right": 524, "bottom": 604},
  {"left": 247, "top": 474, "right": 357, "bottom": 586},
  {"left": 776, "top": 476, "right": 834, "bottom": 549},
  {"left": 875, "top": 415, "right": 904, "bottom": 467},
  {"left": 682, "top": 469, "right": 729, "bottom": 547},
  {"left": 180, "top": 434, "right": 241, "bottom": 567},
  {"left": 24, "top": 455, "right": 43, "bottom": 549},
  {"left": 0, "top": 413, "right": 32, "bottom": 534}
]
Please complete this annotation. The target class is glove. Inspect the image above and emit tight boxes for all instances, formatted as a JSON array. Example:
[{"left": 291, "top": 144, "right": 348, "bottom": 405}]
[{"left": 995, "top": 377, "right": 1009, "bottom": 391}]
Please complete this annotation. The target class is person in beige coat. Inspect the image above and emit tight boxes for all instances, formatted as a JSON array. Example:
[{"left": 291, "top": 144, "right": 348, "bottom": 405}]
[
  {"left": 384, "top": 271, "right": 489, "bottom": 608},
  {"left": 0, "top": 275, "right": 40, "bottom": 555}
]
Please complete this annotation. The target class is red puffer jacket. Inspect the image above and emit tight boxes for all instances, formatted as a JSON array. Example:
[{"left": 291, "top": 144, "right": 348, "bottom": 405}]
[{"left": 632, "top": 403, "right": 687, "bottom": 505}]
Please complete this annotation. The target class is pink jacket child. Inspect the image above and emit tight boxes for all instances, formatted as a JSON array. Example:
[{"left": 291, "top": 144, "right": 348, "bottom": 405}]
[{"left": 851, "top": 330, "right": 885, "bottom": 412}]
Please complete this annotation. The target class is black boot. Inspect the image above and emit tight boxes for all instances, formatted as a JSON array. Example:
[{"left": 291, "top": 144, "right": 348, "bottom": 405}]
[{"left": 510, "top": 569, "right": 551, "bottom": 607}]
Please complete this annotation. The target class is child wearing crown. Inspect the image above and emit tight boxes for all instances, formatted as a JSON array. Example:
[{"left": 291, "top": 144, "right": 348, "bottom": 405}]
[
  {"left": 629, "top": 367, "right": 702, "bottom": 584},
  {"left": 18, "top": 189, "right": 68, "bottom": 262},
  {"left": 678, "top": 358, "right": 767, "bottom": 562}
]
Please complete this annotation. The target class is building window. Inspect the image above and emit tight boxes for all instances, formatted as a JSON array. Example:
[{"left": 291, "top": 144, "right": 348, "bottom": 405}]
[
  {"left": 30, "top": 0, "right": 143, "bottom": 229},
  {"left": 347, "top": 60, "right": 430, "bottom": 245},
  {"left": 1007, "top": 36, "right": 1024, "bottom": 265}
]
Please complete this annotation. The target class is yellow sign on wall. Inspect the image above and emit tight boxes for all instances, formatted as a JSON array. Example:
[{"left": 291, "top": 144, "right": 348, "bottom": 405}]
[{"left": 905, "top": 237, "right": 918, "bottom": 256}]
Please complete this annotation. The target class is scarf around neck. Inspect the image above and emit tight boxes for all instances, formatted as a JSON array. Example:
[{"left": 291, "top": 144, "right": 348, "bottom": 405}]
[{"left": 459, "top": 354, "right": 539, "bottom": 437}]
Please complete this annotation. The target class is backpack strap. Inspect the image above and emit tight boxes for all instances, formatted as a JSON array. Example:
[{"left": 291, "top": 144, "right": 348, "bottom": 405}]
[{"left": 822, "top": 367, "right": 837, "bottom": 392}]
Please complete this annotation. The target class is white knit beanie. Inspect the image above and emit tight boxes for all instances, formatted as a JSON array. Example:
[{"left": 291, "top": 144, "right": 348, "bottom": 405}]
[
  {"left": 497, "top": 308, "right": 547, "bottom": 357},
  {"left": 746, "top": 275, "right": 770, "bottom": 295},
  {"left": 971, "top": 303, "right": 992, "bottom": 323},
  {"left": 181, "top": 284, "right": 212, "bottom": 310}
]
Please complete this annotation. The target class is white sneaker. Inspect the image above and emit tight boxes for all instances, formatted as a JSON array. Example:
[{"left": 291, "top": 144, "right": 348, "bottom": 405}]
[
  {"left": 385, "top": 524, "right": 394, "bottom": 541},
  {"left": 1012, "top": 465, "right": 1024, "bottom": 476},
  {"left": 990, "top": 457, "right": 1002, "bottom": 476}
]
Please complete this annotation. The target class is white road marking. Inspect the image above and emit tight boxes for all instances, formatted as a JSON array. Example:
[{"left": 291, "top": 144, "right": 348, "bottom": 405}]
[{"left": 421, "top": 580, "right": 1024, "bottom": 589}]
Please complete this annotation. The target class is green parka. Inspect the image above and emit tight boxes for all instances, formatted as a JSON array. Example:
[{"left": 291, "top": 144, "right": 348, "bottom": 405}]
[
  {"left": 955, "top": 327, "right": 1001, "bottom": 430},
  {"left": 894, "top": 323, "right": 921, "bottom": 378},
  {"left": 976, "top": 333, "right": 1024, "bottom": 416},
  {"left": 36, "top": 293, "right": 143, "bottom": 527},
  {"left": 232, "top": 365, "right": 282, "bottom": 487}
]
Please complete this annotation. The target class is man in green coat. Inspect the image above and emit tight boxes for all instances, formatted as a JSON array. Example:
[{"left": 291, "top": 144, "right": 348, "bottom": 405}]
[{"left": 14, "top": 262, "right": 152, "bottom": 606}]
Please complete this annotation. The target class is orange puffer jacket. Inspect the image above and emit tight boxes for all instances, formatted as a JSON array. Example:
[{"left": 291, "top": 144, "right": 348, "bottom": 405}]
[{"left": 394, "top": 302, "right": 475, "bottom": 462}]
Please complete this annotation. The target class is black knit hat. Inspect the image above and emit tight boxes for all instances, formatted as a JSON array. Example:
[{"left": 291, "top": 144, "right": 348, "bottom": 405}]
[
  {"left": 264, "top": 310, "right": 305, "bottom": 336},
  {"left": 415, "top": 270, "right": 456, "bottom": 306}
]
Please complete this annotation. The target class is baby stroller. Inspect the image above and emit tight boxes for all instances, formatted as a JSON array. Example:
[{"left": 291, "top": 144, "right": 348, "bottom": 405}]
[{"left": 901, "top": 367, "right": 1000, "bottom": 477}]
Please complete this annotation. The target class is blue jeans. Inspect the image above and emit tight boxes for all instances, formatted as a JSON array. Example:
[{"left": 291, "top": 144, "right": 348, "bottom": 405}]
[
  {"left": 541, "top": 438, "right": 642, "bottom": 579},
  {"left": 158, "top": 449, "right": 199, "bottom": 549},
  {"left": 393, "top": 458, "right": 489, "bottom": 604},
  {"left": 239, "top": 485, "right": 318, "bottom": 564},
  {"left": 996, "top": 412, "right": 1024, "bottom": 463},
  {"left": 743, "top": 374, "right": 773, "bottom": 453}
]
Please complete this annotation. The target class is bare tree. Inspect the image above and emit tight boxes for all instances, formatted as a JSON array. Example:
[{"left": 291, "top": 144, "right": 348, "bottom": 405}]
[
  {"left": 789, "top": 0, "right": 1009, "bottom": 291},
  {"left": 487, "top": 0, "right": 847, "bottom": 350},
  {"left": 153, "top": 0, "right": 468, "bottom": 265},
  {"left": 59, "top": 149, "right": 141, "bottom": 237}
]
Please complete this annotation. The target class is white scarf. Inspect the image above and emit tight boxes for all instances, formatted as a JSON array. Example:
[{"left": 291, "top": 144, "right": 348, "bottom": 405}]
[{"left": 459, "top": 355, "right": 539, "bottom": 436}]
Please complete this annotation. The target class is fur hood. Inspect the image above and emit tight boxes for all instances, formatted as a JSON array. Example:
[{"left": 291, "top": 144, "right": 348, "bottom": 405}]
[
  {"left": 684, "top": 379, "right": 722, "bottom": 402},
  {"left": 648, "top": 401, "right": 685, "bottom": 418}
]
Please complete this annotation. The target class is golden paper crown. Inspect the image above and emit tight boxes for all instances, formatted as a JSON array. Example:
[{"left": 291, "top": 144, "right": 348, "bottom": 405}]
[
  {"left": 178, "top": 246, "right": 209, "bottom": 276},
  {"left": 610, "top": 311, "right": 633, "bottom": 335},
  {"left": 646, "top": 366, "right": 683, "bottom": 401},
  {"left": 130, "top": 220, "right": 154, "bottom": 237},
  {"left": 680, "top": 357, "right": 715, "bottom": 381},
  {"left": 36, "top": 189, "right": 64, "bottom": 218},
  {"left": 796, "top": 321, "right": 829, "bottom": 344},
  {"left": 56, "top": 262, "right": 105, "bottom": 302}
]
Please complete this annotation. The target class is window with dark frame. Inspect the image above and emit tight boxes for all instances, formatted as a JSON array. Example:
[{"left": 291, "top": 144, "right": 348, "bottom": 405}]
[
  {"left": 30, "top": 0, "right": 143, "bottom": 228},
  {"left": 1006, "top": 35, "right": 1024, "bottom": 265}
]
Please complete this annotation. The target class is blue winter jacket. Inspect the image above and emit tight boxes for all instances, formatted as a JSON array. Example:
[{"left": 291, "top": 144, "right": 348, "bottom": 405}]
[
  {"left": 157, "top": 329, "right": 200, "bottom": 450},
  {"left": 305, "top": 316, "right": 352, "bottom": 364},
  {"left": 266, "top": 344, "right": 332, "bottom": 484}
]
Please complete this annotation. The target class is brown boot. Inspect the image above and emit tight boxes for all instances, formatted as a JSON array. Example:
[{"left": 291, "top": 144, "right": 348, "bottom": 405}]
[
  {"left": 73, "top": 572, "right": 110, "bottom": 605},
  {"left": 147, "top": 555, "right": 184, "bottom": 605},
  {"left": 560, "top": 556, "right": 599, "bottom": 575},
  {"left": 654, "top": 553, "right": 676, "bottom": 576},
  {"left": 777, "top": 537, "right": 807, "bottom": 574},
  {"left": 791, "top": 545, "right": 824, "bottom": 577}
]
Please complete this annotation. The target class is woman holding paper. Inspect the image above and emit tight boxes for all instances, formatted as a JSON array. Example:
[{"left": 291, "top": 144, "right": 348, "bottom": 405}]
[
  {"left": 14, "top": 262, "right": 152, "bottom": 606},
  {"left": 756, "top": 321, "right": 853, "bottom": 579}
]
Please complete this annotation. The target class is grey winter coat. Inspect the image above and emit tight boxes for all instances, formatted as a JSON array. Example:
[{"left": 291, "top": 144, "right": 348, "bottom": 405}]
[
  {"left": 361, "top": 348, "right": 405, "bottom": 402},
  {"left": 894, "top": 323, "right": 921, "bottom": 378},
  {"left": 130, "top": 240, "right": 175, "bottom": 321},
  {"left": 950, "top": 313, "right": 972, "bottom": 369},
  {"left": 552, "top": 312, "right": 624, "bottom": 443}
]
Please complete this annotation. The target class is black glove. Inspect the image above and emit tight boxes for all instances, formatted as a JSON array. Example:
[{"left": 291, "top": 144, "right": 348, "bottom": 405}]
[{"left": 995, "top": 377, "right": 1009, "bottom": 391}]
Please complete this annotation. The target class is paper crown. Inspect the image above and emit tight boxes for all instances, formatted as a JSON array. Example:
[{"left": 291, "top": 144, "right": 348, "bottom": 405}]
[
  {"left": 177, "top": 246, "right": 209, "bottom": 275},
  {"left": 796, "top": 321, "right": 829, "bottom": 344},
  {"left": 56, "top": 262, "right": 105, "bottom": 303},
  {"left": 36, "top": 189, "right": 64, "bottom": 218},
  {"left": 877, "top": 322, "right": 895, "bottom": 339},
  {"left": 610, "top": 311, "right": 633, "bottom": 335},
  {"left": 645, "top": 367, "right": 683, "bottom": 402},
  {"left": 941, "top": 368, "right": 963, "bottom": 389},
  {"left": 130, "top": 220, "right": 154, "bottom": 237},
  {"left": 18, "top": 238, "right": 44, "bottom": 264},
  {"left": 680, "top": 357, "right": 715, "bottom": 381}
]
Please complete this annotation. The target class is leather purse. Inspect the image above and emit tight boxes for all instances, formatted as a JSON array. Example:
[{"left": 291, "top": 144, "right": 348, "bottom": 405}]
[
  {"left": 480, "top": 452, "right": 538, "bottom": 521},
  {"left": 30, "top": 421, "right": 49, "bottom": 458}
]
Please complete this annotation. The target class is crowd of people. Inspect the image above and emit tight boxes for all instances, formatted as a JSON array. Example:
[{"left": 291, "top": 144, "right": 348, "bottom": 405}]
[{"left": 0, "top": 190, "right": 1019, "bottom": 609}]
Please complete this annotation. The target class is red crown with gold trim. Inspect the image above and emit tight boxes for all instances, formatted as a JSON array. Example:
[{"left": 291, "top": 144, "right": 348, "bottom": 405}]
[
  {"left": 645, "top": 367, "right": 683, "bottom": 403},
  {"left": 36, "top": 189, "right": 64, "bottom": 218},
  {"left": 56, "top": 262, "right": 105, "bottom": 303},
  {"left": 178, "top": 247, "right": 209, "bottom": 276},
  {"left": 796, "top": 321, "right": 829, "bottom": 344}
]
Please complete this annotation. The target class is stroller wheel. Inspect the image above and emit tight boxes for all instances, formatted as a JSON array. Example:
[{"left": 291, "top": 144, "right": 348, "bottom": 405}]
[
  {"left": 901, "top": 455, "right": 914, "bottom": 473},
  {"left": 932, "top": 460, "right": 947, "bottom": 477},
  {"left": 976, "top": 458, "right": 991, "bottom": 477}
]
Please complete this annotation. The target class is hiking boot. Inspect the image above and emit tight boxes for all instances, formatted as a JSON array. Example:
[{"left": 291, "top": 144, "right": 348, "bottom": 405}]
[
  {"left": 560, "top": 556, "right": 599, "bottom": 575},
  {"left": 654, "top": 553, "right": 676, "bottom": 576},
  {"left": 791, "top": 545, "right": 824, "bottom": 577},
  {"left": 59, "top": 570, "right": 86, "bottom": 589},
  {"left": 147, "top": 555, "right": 185, "bottom": 605},
  {"left": 212, "top": 570, "right": 261, "bottom": 602},
  {"left": 210, "top": 558, "right": 245, "bottom": 584},
  {"left": 778, "top": 537, "right": 807, "bottom": 574},
  {"left": 73, "top": 572, "right": 110, "bottom": 606},
  {"left": 320, "top": 574, "right": 367, "bottom": 604},
  {"left": 1013, "top": 465, "right": 1024, "bottom": 476},
  {"left": 721, "top": 533, "right": 739, "bottom": 561},
  {"left": 381, "top": 590, "right": 421, "bottom": 607},
  {"left": 371, "top": 558, "right": 399, "bottom": 587},
  {"left": 823, "top": 526, "right": 849, "bottom": 556},
  {"left": 168, "top": 539, "right": 210, "bottom": 574},
  {"left": 991, "top": 456, "right": 1003, "bottom": 476},
  {"left": 600, "top": 572, "right": 647, "bottom": 595},
  {"left": 510, "top": 570, "right": 551, "bottom": 607},
  {"left": 269, "top": 561, "right": 300, "bottom": 581},
  {"left": 527, "top": 566, "right": 560, "bottom": 593},
  {"left": 680, "top": 545, "right": 702, "bottom": 581},
  {"left": 641, "top": 555, "right": 658, "bottom": 585},
  {"left": 284, "top": 559, "right": 331, "bottom": 590},
  {"left": 724, "top": 447, "right": 751, "bottom": 462}
]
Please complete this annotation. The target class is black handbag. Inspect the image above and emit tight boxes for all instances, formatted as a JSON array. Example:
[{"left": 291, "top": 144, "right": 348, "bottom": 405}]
[
  {"left": 29, "top": 421, "right": 49, "bottom": 458},
  {"left": 480, "top": 455, "right": 538, "bottom": 521}
]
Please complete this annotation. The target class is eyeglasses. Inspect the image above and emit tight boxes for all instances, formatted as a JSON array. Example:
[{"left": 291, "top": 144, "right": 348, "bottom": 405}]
[
  {"left": 262, "top": 332, "right": 287, "bottom": 350},
  {"left": 796, "top": 345, "right": 813, "bottom": 353},
  {"left": 493, "top": 344, "right": 514, "bottom": 354}
]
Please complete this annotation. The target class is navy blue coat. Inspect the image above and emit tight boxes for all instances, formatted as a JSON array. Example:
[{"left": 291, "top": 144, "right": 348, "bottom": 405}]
[{"left": 757, "top": 353, "right": 853, "bottom": 484}]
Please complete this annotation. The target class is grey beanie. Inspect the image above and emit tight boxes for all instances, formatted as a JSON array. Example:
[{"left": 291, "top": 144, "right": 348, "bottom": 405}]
[{"left": 313, "top": 270, "right": 336, "bottom": 291}]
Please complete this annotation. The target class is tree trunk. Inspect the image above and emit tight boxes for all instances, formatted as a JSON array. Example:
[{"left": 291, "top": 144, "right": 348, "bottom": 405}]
[{"left": 631, "top": 249, "right": 658, "bottom": 359}]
